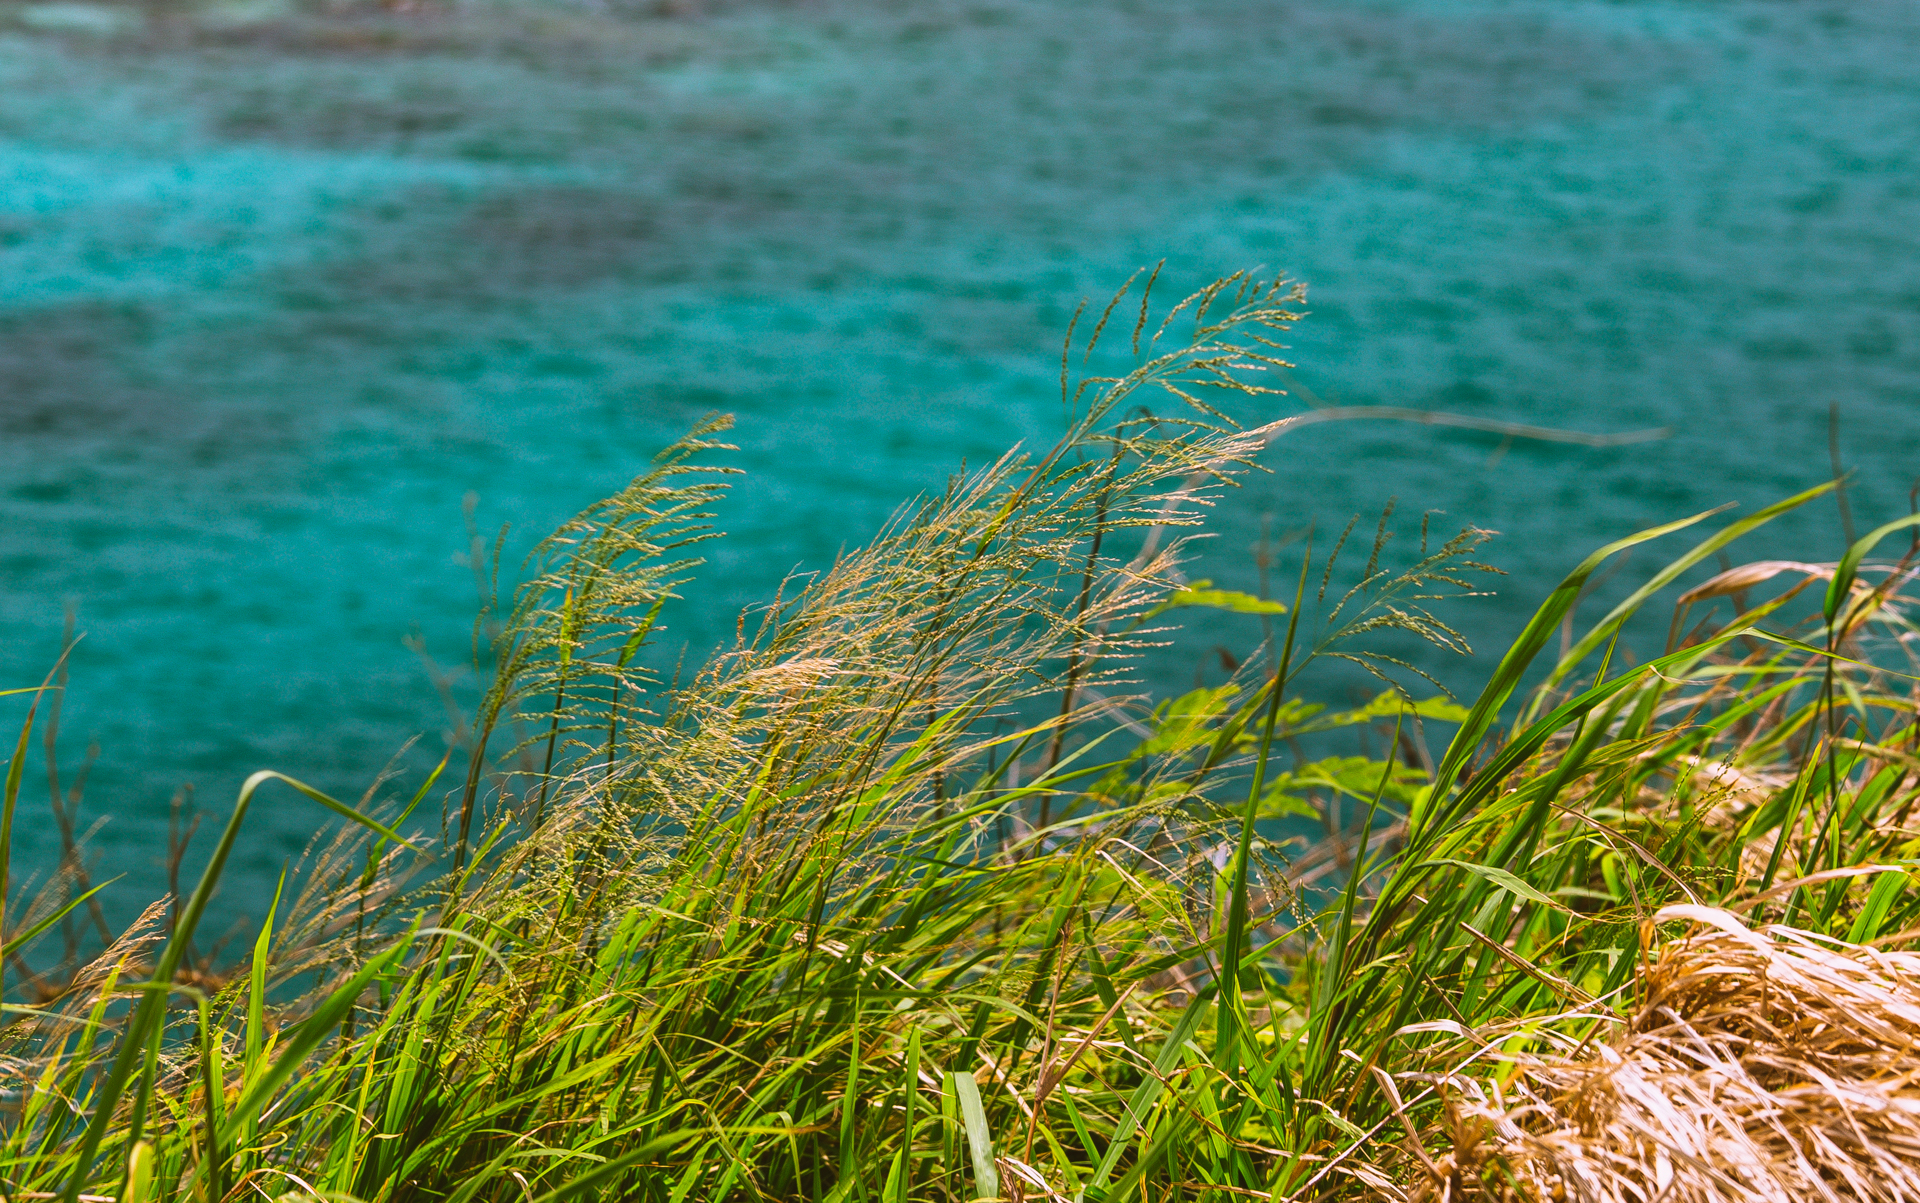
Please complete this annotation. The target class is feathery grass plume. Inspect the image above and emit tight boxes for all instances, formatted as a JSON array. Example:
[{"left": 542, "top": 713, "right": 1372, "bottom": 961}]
[
  {"left": 15, "top": 269, "right": 1917, "bottom": 1203},
  {"left": 320, "top": 273, "right": 1327, "bottom": 1200},
  {"left": 451, "top": 412, "right": 740, "bottom": 864},
  {"left": 0, "top": 271, "right": 1314, "bottom": 1200}
]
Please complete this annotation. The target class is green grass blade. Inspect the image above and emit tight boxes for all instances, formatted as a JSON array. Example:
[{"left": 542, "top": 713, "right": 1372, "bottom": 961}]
[
  {"left": 63, "top": 769, "right": 425, "bottom": 1202},
  {"left": 221, "top": 932, "right": 415, "bottom": 1146},
  {"left": 951, "top": 1071, "right": 999, "bottom": 1202},
  {"left": 1826, "top": 512, "right": 1920, "bottom": 624},
  {"left": 1427, "top": 508, "right": 1725, "bottom": 814},
  {"left": 1546, "top": 480, "right": 1835, "bottom": 692},
  {"left": 6, "top": 877, "right": 117, "bottom": 954}
]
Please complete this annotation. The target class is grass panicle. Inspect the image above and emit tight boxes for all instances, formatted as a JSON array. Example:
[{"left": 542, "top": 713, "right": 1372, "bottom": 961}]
[{"left": 0, "top": 274, "right": 1913, "bottom": 1202}]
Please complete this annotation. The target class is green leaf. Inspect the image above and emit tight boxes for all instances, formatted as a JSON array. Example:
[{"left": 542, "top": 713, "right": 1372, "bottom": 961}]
[
  {"left": 221, "top": 934, "right": 416, "bottom": 1146},
  {"left": 6, "top": 878, "right": 115, "bottom": 952},
  {"left": 1549, "top": 480, "right": 1835, "bottom": 692},
  {"left": 1423, "top": 858, "right": 1572, "bottom": 915},
  {"left": 1848, "top": 867, "right": 1911, "bottom": 944},
  {"left": 124, "top": 1142, "right": 154, "bottom": 1203},
  {"left": 1257, "top": 791, "right": 1320, "bottom": 820},
  {"left": 1827, "top": 513, "right": 1920, "bottom": 624},
  {"left": 528, "top": 1132, "right": 706, "bottom": 1203},
  {"left": 1151, "top": 580, "right": 1288, "bottom": 616},
  {"left": 1292, "top": 691, "right": 1469, "bottom": 734},
  {"left": 951, "top": 1072, "right": 999, "bottom": 1202},
  {"left": 1379, "top": 695, "right": 1469, "bottom": 723},
  {"left": 1140, "top": 684, "right": 1241, "bottom": 757},
  {"left": 1263, "top": 756, "right": 1427, "bottom": 813}
]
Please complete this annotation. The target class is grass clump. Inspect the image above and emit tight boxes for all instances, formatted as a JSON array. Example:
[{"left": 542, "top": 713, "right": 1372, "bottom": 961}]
[
  {"left": 2, "top": 273, "right": 1918, "bottom": 1202},
  {"left": 1429, "top": 902, "right": 1920, "bottom": 1202}
]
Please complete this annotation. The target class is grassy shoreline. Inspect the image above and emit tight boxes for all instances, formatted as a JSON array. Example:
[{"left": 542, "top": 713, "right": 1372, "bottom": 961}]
[{"left": 5, "top": 276, "right": 1919, "bottom": 1201}]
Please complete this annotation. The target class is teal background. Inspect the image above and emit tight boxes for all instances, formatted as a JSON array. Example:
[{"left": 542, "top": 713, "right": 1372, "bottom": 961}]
[{"left": 1, "top": 0, "right": 1917, "bottom": 922}]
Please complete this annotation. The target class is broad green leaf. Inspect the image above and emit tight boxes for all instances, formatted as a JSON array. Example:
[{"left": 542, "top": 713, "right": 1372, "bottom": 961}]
[
  {"left": 1151, "top": 580, "right": 1288, "bottom": 616},
  {"left": 1423, "top": 858, "right": 1573, "bottom": 915}
]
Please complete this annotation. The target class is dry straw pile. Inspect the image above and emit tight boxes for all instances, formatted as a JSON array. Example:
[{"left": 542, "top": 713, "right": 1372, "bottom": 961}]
[{"left": 1419, "top": 902, "right": 1920, "bottom": 1203}]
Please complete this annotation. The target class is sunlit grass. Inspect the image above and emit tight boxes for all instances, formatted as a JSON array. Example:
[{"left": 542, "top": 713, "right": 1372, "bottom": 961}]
[{"left": 3, "top": 274, "right": 1915, "bottom": 1202}]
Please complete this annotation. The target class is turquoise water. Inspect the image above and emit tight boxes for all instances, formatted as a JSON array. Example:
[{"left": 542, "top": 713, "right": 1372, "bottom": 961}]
[{"left": 2, "top": 0, "right": 1917, "bottom": 921}]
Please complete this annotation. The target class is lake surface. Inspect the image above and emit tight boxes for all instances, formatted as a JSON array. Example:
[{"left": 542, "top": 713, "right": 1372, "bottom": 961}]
[{"left": 2, "top": 0, "right": 1917, "bottom": 923}]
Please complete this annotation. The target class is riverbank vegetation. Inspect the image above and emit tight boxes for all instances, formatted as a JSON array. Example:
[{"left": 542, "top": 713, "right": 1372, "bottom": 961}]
[{"left": 5, "top": 275, "right": 1919, "bottom": 1201}]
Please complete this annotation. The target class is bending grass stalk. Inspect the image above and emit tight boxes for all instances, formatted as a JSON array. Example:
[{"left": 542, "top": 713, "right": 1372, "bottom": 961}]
[
  {"left": 2, "top": 653, "right": 76, "bottom": 1005},
  {"left": 1432, "top": 507, "right": 1731, "bottom": 809},
  {"left": 1217, "top": 531, "right": 1312, "bottom": 1083},
  {"left": 1288, "top": 502, "right": 1844, "bottom": 1140},
  {"left": 1791, "top": 512, "right": 1920, "bottom": 920},
  {"left": 17, "top": 275, "right": 1920, "bottom": 1202},
  {"left": 1541, "top": 480, "right": 1838, "bottom": 698},
  {"left": 60, "top": 771, "right": 421, "bottom": 1203},
  {"left": 952, "top": 1071, "right": 999, "bottom": 1202}
]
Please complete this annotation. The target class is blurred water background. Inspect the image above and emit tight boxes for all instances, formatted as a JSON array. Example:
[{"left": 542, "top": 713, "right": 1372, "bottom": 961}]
[{"left": 1, "top": 0, "right": 1917, "bottom": 925}]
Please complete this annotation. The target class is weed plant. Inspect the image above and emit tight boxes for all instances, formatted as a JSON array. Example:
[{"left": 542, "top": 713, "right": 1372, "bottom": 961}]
[{"left": 2, "top": 274, "right": 1915, "bottom": 1201}]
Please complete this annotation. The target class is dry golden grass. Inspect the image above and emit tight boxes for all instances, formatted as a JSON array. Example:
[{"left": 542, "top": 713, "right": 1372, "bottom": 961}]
[{"left": 1413, "top": 902, "right": 1920, "bottom": 1203}]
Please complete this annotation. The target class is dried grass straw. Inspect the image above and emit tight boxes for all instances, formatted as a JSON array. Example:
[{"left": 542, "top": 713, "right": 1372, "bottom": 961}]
[{"left": 1419, "top": 903, "right": 1920, "bottom": 1203}]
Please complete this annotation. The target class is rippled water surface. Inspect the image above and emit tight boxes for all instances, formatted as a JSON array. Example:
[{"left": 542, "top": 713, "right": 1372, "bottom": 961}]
[{"left": 2, "top": 0, "right": 1917, "bottom": 917}]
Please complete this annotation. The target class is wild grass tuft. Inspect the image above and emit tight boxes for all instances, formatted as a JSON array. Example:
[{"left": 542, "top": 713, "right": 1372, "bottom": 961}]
[{"left": 1, "top": 273, "right": 1913, "bottom": 1202}]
